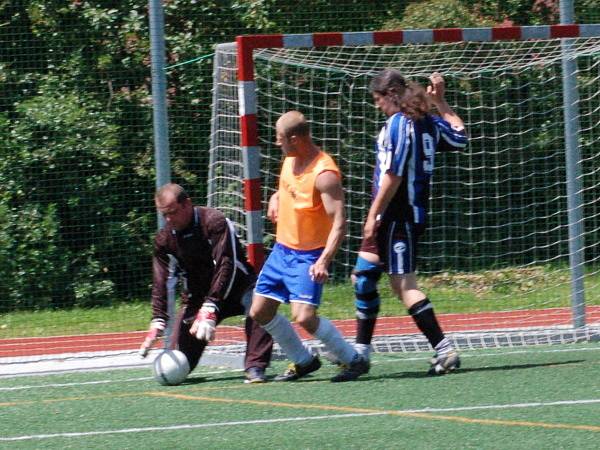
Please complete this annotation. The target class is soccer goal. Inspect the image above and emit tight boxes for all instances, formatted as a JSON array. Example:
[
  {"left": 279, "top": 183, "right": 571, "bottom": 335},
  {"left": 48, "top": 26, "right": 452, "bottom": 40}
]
[{"left": 209, "top": 25, "right": 600, "bottom": 353}]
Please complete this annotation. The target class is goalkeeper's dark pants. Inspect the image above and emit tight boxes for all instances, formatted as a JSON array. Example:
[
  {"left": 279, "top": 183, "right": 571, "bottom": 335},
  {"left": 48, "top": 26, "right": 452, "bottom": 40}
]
[{"left": 171, "top": 293, "right": 273, "bottom": 372}]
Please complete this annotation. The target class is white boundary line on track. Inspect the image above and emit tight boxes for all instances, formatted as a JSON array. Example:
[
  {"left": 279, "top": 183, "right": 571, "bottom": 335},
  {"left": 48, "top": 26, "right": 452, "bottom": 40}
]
[
  {"left": 0, "top": 348, "right": 245, "bottom": 378},
  {"left": 2, "top": 399, "right": 600, "bottom": 442}
]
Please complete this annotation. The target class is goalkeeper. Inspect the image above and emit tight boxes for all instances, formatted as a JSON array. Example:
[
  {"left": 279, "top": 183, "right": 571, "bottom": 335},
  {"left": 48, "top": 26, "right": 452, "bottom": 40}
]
[
  {"left": 349, "top": 70, "right": 468, "bottom": 378},
  {"left": 139, "top": 183, "right": 273, "bottom": 384}
]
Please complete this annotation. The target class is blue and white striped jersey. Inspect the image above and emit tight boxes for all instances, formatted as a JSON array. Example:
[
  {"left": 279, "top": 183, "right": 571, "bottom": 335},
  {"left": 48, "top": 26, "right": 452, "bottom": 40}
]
[{"left": 372, "top": 112, "right": 468, "bottom": 224}]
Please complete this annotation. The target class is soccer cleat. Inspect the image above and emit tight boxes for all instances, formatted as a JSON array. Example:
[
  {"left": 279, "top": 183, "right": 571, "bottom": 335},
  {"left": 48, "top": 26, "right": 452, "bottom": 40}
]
[
  {"left": 244, "top": 367, "right": 267, "bottom": 384},
  {"left": 274, "top": 356, "right": 321, "bottom": 382},
  {"left": 330, "top": 355, "right": 370, "bottom": 382},
  {"left": 428, "top": 350, "right": 461, "bottom": 375},
  {"left": 430, "top": 352, "right": 439, "bottom": 365}
]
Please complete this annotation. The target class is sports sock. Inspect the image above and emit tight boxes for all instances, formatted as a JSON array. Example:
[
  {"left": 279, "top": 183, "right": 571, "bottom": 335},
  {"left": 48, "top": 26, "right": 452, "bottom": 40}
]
[
  {"left": 408, "top": 298, "right": 445, "bottom": 348},
  {"left": 262, "top": 314, "right": 313, "bottom": 366},
  {"left": 313, "top": 317, "right": 357, "bottom": 365},
  {"left": 356, "top": 317, "right": 377, "bottom": 346},
  {"left": 434, "top": 337, "right": 453, "bottom": 356},
  {"left": 355, "top": 343, "right": 371, "bottom": 360}
]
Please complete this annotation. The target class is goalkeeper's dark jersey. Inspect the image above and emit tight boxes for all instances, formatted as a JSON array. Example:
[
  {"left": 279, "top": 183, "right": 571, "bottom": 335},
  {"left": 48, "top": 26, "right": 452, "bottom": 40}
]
[{"left": 151, "top": 206, "right": 255, "bottom": 322}]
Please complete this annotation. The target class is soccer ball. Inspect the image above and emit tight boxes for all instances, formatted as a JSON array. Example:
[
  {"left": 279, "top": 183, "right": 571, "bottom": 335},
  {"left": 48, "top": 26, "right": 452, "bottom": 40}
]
[{"left": 152, "top": 349, "right": 190, "bottom": 386}]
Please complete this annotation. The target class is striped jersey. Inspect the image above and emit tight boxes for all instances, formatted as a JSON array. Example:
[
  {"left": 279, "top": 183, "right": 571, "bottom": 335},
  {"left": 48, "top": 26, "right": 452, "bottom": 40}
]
[{"left": 373, "top": 112, "right": 468, "bottom": 224}]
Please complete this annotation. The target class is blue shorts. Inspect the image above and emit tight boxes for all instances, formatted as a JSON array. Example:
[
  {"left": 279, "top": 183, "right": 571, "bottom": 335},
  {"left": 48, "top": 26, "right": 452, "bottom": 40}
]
[{"left": 254, "top": 243, "right": 324, "bottom": 307}]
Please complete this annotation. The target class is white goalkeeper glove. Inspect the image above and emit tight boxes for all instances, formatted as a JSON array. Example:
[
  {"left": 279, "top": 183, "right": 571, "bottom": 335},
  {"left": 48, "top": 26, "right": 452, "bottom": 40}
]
[
  {"left": 189, "top": 302, "right": 218, "bottom": 342},
  {"left": 138, "top": 318, "right": 166, "bottom": 358}
]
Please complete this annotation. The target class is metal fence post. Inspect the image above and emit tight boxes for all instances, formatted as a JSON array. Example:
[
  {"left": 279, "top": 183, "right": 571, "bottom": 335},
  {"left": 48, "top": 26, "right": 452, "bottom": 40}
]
[
  {"left": 149, "top": 0, "right": 171, "bottom": 229},
  {"left": 560, "top": 0, "right": 586, "bottom": 328}
]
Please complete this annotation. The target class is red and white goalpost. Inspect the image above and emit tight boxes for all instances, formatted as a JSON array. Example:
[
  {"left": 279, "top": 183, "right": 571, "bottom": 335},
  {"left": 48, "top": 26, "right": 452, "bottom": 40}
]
[
  {"left": 231, "top": 24, "right": 600, "bottom": 268},
  {"left": 209, "top": 24, "right": 600, "bottom": 352}
]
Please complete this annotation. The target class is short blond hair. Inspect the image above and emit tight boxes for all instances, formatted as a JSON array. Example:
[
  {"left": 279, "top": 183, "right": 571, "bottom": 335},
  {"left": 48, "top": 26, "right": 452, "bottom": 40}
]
[{"left": 277, "top": 110, "right": 310, "bottom": 138}]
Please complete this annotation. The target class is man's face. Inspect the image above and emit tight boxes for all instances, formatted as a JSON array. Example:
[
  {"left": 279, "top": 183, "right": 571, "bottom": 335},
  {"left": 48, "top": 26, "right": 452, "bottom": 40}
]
[
  {"left": 275, "top": 124, "right": 297, "bottom": 157},
  {"left": 156, "top": 195, "right": 193, "bottom": 231},
  {"left": 372, "top": 92, "right": 397, "bottom": 117}
]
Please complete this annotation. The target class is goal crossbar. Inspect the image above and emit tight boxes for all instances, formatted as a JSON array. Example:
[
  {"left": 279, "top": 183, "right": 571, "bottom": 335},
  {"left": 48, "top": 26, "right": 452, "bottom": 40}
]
[
  {"left": 208, "top": 24, "right": 600, "bottom": 350},
  {"left": 233, "top": 24, "right": 600, "bottom": 269}
]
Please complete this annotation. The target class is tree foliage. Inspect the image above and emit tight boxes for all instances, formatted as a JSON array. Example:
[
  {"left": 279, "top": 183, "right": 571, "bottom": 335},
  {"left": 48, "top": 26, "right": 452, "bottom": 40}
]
[{"left": 0, "top": 0, "right": 594, "bottom": 310}]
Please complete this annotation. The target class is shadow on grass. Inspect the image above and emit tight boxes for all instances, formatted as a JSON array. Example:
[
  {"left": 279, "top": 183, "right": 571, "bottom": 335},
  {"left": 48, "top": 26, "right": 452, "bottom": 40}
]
[
  {"left": 178, "top": 360, "right": 586, "bottom": 385},
  {"left": 183, "top": 375, "right": 329, "bottom": 385},
  {"left": 368, "top": 359, "right": 586, "bottom": 381},
  {"left": 181, "top": 374, "right": 243, "bottom": 385}
]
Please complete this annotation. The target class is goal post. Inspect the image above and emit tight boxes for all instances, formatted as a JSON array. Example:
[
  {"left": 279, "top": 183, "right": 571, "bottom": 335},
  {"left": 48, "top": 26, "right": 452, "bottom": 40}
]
[{"left": 209, "top": 24, "right": 600, "bottom": 349}]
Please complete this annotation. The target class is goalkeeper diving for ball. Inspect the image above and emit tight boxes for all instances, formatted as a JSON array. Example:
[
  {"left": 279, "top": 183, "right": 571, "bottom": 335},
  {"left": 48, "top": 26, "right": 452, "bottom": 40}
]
[{"left": 139, "top": 183, "right": 273, "bottom": 384}]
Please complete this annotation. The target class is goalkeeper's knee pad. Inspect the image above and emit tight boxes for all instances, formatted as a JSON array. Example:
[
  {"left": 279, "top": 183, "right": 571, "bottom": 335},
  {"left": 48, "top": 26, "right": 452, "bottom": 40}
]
[{"left": 353, "top": 256, "right": 383, "bottom": 320}]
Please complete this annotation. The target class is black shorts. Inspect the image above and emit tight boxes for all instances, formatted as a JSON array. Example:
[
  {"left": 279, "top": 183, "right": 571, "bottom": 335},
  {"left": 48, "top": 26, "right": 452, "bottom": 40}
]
[{"left": 359, "top": 220, "right": 425, "bottom": 274}]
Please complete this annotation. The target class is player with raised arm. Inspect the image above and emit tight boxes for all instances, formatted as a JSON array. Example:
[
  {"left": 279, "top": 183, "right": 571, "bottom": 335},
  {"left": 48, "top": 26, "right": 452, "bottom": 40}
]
[
  {"left": 250, "top": 111, "right": 369, "bottom": 382},
  {"left": 342, "top": 70, "right": 468, "bottom": 380},
  {"left": 139, "top": 183, "right": 273, "bottom": 383}
]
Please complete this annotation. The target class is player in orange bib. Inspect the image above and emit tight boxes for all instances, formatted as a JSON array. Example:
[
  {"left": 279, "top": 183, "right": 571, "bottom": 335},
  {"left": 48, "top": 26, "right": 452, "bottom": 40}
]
[
  {"left": 276, "top": 148, "right": 339, "bottom": 251},
  {"left": 250, "top": 110, "right": 369, "bottom": 382}
]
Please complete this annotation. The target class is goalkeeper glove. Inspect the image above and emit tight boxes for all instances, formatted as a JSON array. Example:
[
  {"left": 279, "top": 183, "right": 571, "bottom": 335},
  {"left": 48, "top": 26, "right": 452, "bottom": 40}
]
[
  {"left": 138, "top": 318, "right": 166, "bottom": 358},
  {"left": 189, "top": 302, "right": 218, "bottom": 342}
]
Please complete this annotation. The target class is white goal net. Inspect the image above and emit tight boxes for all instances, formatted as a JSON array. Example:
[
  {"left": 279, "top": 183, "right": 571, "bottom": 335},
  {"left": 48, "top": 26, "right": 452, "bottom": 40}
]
[{"left": 209, "top": 28, "right": 600, "bottom": 351}]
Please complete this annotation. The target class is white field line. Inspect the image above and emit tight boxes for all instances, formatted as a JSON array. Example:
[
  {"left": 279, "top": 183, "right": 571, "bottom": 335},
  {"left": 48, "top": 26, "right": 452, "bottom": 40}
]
[
  {"left": 0, "top": 368, "right": 242, "bottom": 392},
  {"left": 2, "top": 398, "right": 600, "bottom": 442},
  {"left": 1, "top": 345, "right": 598, "bottom": 391},
  {"left": 0, "top": 413, "right": 386, "bottom": 441},
  {"left": 0, "top": 376, "right": 153, "bottom": 391},
  {"left": 400, "top": 398, "right": 600, "bottom": 413},
  {"left": 373, "top": 345, "right": 600, "bottom": 364}
]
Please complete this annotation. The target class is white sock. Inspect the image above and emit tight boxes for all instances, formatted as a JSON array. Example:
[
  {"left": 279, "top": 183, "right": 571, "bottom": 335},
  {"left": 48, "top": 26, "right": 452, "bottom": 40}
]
[
  {"left": 313, "top": 317, "right": 357, "bottom": 366},
  {"left": 355, "top": 343, "right": 371, "bottom": 360},
  {"left": 262, "top": 314, "right": 313, "bottom": 366},
  {"left": 434, "top": 337, "right": 453, "bottom": 356}
]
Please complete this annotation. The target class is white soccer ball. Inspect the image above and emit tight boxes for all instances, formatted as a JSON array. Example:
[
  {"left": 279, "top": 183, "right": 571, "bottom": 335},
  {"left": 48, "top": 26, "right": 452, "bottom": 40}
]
[{"left": 152, "top": 349, "right": 190, "bottom": 386}]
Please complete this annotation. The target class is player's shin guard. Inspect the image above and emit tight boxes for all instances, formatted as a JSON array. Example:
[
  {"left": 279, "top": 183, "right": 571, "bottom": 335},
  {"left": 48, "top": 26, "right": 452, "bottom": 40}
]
[
  {"left": 353, "top": 257, "right": 382, "bottom": 355},
  {"left": 408, "top": 298, "right": 445, "bottom": 348},
  {"left": 262, "top": 314, "right": 313, "bottom": 366}
]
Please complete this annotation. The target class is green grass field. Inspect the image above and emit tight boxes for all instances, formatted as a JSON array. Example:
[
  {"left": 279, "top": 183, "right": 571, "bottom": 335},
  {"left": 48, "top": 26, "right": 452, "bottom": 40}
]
[{"left": 1, "top": 344, "right": 599, "bottom": 449}]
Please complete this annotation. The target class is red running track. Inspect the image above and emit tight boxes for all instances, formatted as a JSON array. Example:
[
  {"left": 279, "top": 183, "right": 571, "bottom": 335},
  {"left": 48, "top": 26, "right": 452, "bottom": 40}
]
[{"left": 1, "top": 306, "right": 598, "bottom": 358}]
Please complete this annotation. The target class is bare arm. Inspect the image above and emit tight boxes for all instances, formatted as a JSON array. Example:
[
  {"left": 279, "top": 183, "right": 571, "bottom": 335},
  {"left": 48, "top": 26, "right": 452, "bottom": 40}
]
[
  {"left": 427, "top": 72, "right": 465, "bottom": 131},
  {"left": 310, "top": 170, "right": 346, "bottom": 283},
  {"left": 363, "top": 172, "right": 402, "bottom": 241},
  {"left": 267, "top": 191, "right": 279, "bottom": 224}
]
